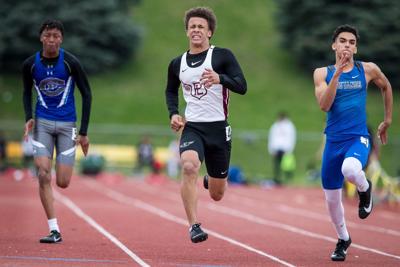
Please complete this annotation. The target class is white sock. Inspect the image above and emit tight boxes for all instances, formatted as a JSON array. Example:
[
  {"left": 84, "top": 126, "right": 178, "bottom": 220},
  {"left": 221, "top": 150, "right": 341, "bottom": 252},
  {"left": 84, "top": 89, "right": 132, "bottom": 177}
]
[
  {"left": 342, "top": 157, "right": 369, "bottom": 192},
  {"left": 324, "top": 189, "right": 350, "bottom": 241},
  {"left": 333, "top": 221, "right": 349, "bottom": 241},
  {"left": 48, "top": 218, "right": 60, "bottom": 232}
]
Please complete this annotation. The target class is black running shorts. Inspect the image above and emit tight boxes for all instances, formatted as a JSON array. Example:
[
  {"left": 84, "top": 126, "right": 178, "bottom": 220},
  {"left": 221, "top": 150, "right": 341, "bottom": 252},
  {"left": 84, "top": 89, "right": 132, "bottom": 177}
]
[{"left": 180, "top": 121, "right": 231, "bottom": 178}]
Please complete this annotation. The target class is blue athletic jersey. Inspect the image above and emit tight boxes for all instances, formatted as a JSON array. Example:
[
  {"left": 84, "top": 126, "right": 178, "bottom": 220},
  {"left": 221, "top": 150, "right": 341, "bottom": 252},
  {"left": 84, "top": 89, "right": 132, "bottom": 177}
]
[
  {"left": 33, "top": 49, "right": 76, "bottom": 122},
  {"left": 325, "top": 62, "right": 369, "bottom": 142}
]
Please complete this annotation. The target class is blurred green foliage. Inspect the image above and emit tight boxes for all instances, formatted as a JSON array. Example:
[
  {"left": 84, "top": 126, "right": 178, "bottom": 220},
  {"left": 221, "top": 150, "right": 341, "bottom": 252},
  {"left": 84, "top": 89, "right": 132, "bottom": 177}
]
[
  {"left": 275, "top": 0, "right": 400, "bottom": 89},
  {"left": 0, "top": 0, "right": 142, "bottom": 73},
  {"left": 1, "top": 0, "right": 398, "bottom": 181}
]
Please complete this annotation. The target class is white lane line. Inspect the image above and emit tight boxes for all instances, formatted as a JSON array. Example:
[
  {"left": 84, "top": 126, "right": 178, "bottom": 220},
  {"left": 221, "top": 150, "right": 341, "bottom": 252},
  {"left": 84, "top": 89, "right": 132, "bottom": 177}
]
[
  {"left": 84, "top": 181, "right": 296, "bottom": 267},
  {"left": 207, "top": 203, "right": 400, "bottom": 261},
  {"left": 379, "top": 211, "right": 400, "bottom": 221},
  {"left": 229, "top": 192, "right": 400, "bottom": 237},
  {"left": 131, "top": 181, "right": 400, "bottom": 237},
  {"left": 276, "top": 204, "right": 400, "bottom": 237},
  {"left": 131, "top": 181, "right": 400, "bottom": 260},
  {"left": 54, "top": 190, "right": 150, "bottom": 267}
]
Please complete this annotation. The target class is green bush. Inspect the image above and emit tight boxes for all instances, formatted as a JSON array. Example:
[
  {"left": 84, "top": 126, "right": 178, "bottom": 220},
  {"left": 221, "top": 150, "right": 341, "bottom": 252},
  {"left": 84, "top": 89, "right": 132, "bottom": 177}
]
[
  {"left": 0, "top": 0, "right": 142, "bottom": 73},
  {"left": 275, "top": 0, "right": 400, "bottom": 89}
]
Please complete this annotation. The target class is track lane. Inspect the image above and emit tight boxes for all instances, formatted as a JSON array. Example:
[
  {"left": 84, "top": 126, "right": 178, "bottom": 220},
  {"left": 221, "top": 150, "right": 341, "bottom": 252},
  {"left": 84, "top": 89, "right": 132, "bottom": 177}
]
[
  {"left": 72, "top": 178, "right": 296, "bottom": 266},
  {"left": 0, "top": 175, "right": 139, "bottom": 267},
  {"left": 2, "top": 173, "right": 399, "bottom": 266},
  {"left": 102, "top": 177, "right": 400, "bottom": 266}
]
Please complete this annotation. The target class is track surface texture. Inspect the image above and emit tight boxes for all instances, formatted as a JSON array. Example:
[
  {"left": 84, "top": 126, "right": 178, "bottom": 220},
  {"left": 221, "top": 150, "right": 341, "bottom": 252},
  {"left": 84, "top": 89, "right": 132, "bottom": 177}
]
[{"left": 1, "top": 170, "right": 399, "bottom": 266}]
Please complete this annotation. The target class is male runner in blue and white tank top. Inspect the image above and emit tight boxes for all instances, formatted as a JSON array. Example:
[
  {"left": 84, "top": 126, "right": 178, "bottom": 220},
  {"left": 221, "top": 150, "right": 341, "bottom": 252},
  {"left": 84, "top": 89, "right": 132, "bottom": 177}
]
[
  {"left": 165, "top": 7, "right": 247, "bottom": 243},
  {"left": 22, "top": 20, "right": 92, "bottom": 243},
  {"left": 313, "top": 25, "right": 393, "bottom": 262}
]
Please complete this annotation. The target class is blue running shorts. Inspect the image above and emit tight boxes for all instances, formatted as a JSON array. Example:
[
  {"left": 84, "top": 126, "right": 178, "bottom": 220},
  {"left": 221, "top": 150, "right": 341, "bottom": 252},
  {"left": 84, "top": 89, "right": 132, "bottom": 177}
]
[{"left": 321, "top": 135, "right": 371, "bottom": 190}]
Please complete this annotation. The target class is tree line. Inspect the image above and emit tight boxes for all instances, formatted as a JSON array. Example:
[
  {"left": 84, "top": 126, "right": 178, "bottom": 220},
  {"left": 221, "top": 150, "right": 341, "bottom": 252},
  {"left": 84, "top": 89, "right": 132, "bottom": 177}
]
[
  {"left": 0, "top": 0, "right": 141, "bottom": 74},
  {"left": 275, "top": 0, "right": 400, "bottom": 89}
]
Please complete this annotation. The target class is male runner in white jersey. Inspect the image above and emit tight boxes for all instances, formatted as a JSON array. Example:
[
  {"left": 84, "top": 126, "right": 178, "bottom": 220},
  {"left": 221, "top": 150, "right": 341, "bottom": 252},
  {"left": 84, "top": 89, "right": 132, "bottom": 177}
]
[
  {"left": 165, "top": 7, "right": 247, "bottom": 243},
  {"left": 22, "top": 20, "right": 92, "bottom": 243},
  {"left": 313, "top": 24, "right": 392, "bottom": 261}
]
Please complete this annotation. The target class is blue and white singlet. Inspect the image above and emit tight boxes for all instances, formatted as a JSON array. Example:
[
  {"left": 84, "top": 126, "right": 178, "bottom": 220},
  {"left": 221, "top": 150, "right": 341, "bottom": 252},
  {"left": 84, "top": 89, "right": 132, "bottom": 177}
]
[
  {"left": 33, "top": 48, "right": 76, "bottom": 122},
  {"left": 324, "top": 61, "right": 369, "bottom": 142}
]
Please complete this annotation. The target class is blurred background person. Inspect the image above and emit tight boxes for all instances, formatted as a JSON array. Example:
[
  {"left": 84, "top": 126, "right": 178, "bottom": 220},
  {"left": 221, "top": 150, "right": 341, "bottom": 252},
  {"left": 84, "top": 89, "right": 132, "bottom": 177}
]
[
  {"left": 134, "top": 135, "right": 154, "bottom": 174},
  {"left": 167, "top": 137, "right": 180, "bottom": 179},
  {"left": 21, "top": 132, "right": 35, "bottom": 178},
  {"left": 0, "top": 131, "right": 7, "bottom": 172},
  {"left": 21, "top": 132, "right": 34, "bottom": 170},
  {"left": 268, "top": 111, "right": 296, "bottom": 185}
]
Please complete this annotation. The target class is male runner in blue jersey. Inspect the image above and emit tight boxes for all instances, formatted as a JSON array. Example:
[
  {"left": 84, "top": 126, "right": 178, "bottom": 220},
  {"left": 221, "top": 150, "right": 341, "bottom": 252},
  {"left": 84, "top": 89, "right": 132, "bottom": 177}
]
[
  {"left": 165, "top": 7, "right": 247, "bottom": 243},
  {"left": 22, "top": 20, "right": 92, "bottom": 243},
  {"left": 313, "top": 24, "right": 393, "bottom": 261}
]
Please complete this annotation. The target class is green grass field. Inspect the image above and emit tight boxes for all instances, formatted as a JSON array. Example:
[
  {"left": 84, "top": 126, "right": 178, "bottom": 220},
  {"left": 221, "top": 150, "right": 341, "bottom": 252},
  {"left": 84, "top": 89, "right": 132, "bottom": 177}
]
[{"left": 1, "top": 0, "right": 398, "bottom": 182}]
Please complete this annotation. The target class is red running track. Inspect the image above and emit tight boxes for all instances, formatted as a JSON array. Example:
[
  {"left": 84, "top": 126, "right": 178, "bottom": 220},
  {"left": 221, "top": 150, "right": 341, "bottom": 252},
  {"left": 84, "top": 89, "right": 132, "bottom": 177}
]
[{"left": 0, "top": 170, "right": 399, "bottom": 266}]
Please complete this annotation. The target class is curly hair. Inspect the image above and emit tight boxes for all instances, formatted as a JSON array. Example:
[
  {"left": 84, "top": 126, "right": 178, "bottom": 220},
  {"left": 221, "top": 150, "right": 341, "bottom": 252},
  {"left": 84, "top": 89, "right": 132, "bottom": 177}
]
[{"left": 184, "top": 7, "right": 217, "bottom": 36}]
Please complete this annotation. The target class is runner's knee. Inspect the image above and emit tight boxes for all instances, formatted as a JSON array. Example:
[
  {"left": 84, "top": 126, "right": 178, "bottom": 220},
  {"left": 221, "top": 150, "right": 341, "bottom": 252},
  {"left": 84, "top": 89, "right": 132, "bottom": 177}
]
[
  {"left": 209, "top": 178, "right": 226, "bottom": 201},
  {"left": 55, "top": 169, "right": 72, "bottom": 188},
  {"left": 342, "top": 157, "right": 362, "bottom": 181},
  {"left": 210, "top": 190, "right": 224, "bottom": 201},
  {"left": 37, "top": 167, "right": 51, "bottom": 185},
  {"left": 181, "top": 160, "right": 200, "bottom": 177},
  {"left": 56, "top": 178, "right": 70, "bottom": 188}
]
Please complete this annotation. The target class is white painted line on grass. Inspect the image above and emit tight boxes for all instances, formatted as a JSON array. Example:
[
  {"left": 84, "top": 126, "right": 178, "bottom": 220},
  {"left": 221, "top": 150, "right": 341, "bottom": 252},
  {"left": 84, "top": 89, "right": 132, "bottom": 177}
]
[{"left": 54, "top": 190, "right": 150, "bottom": 267}]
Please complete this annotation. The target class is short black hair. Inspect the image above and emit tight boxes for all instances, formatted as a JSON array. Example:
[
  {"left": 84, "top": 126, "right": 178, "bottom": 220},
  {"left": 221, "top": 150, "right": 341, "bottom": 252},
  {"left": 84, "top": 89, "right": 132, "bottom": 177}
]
[
  {"left": 332, "top": 24, "right": 359, "bottom": 43},
  {"left": 184, "top": 7, "right": 217, "bottom": 37},
  {"left": 39, "top": 19, "right": 64, "bottom": 36},
  {"left": 277, "top": 111, "right": 287, "bottom": 120}
]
